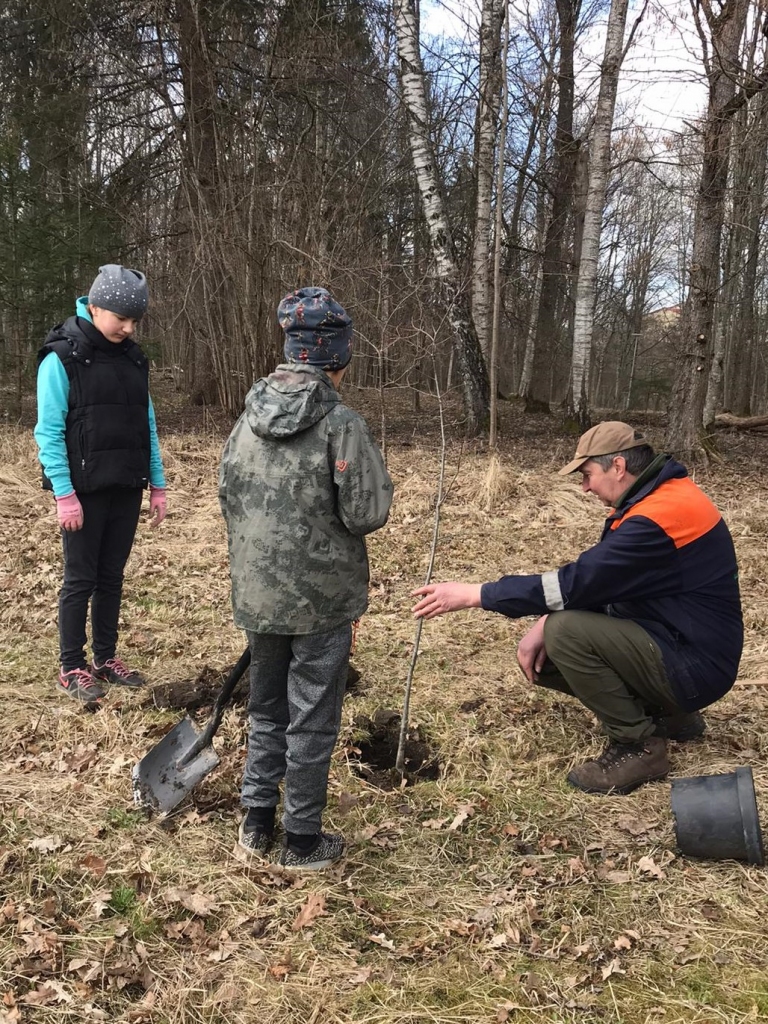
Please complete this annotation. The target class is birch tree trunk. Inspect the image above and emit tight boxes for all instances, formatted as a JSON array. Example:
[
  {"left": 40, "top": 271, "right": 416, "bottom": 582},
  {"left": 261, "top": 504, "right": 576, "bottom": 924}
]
[
  {"left": 472, "top": 0, "right": 505, "bottom": 360},
  {"left": 395, "top": 0, "right": 490, "bottom": 434},
  {"left": 489, "top": 0, "right": 509, "bottom": 447},
  {"left": 518, "top": 261, "right": 543, "bottom": 397},
  {"left": 568, "top": 0, "right": 632, "bottom": 428}
]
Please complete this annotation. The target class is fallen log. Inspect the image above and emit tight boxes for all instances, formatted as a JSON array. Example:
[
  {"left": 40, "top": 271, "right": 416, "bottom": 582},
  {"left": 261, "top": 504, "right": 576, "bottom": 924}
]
[{"left": 714, "top": 412, "right": 768, "bottom": 431}]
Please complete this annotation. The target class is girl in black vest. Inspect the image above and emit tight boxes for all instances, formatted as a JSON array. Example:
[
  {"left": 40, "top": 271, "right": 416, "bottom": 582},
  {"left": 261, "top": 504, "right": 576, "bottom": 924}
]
[{"left": 35, "top": 265, "right": 167, "bottom": 702}]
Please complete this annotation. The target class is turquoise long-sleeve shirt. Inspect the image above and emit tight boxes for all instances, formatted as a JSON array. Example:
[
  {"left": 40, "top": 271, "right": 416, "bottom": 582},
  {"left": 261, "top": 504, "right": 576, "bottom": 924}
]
[{"left": 34, "top": 297, "right": 166, "bottom": 498}]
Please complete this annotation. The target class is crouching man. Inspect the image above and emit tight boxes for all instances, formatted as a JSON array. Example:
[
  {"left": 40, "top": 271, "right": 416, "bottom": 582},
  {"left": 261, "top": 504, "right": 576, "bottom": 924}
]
[
  {"left": 220, "top": 287, "right": 392, "bottom": 868},
  {"left": 412, "top": 422, "right": 742, "bottom": 795}
]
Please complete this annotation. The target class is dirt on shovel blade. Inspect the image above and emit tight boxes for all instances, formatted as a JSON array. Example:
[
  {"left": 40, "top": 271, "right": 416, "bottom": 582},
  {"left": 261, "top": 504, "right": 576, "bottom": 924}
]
[{"left": 132, "top": 716, "right": 220, "bottom": 814}]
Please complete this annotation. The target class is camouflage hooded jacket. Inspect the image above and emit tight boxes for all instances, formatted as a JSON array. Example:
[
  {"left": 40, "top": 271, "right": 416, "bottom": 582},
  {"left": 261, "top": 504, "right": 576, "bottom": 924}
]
[{"left": 219, "top": 364, "right": 393, "bottom": 634}]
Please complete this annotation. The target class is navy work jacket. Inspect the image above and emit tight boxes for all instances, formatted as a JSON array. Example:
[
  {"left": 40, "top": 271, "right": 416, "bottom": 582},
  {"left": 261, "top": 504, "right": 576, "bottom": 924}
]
[{"left": 481, "top": 459, "right": 743, "bottom": 710}]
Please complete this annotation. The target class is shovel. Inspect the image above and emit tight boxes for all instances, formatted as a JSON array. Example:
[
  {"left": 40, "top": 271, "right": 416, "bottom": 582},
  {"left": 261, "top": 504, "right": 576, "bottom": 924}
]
[{"left": 132, "top": 646, "right": 252, "bottom": 814}]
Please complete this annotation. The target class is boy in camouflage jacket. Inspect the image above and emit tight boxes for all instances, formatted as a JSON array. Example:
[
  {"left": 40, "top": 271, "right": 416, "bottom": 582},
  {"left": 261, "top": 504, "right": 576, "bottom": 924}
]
[{"left": 219, "top": 287, "right": 393, "bottom": 870}]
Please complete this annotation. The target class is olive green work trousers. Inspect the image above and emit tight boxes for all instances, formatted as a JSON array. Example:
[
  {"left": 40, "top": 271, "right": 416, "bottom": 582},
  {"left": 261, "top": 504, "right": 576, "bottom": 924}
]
[{"left": 537, "top": 610, "right": 682, "bottom": 743}]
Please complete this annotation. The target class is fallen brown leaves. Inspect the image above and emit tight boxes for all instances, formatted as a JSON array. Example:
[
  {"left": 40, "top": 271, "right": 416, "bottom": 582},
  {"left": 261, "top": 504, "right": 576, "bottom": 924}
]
[
  {"left": 163, "top": 887, "right": 219, "bottom": 917},
  {"left": 448, "top": 801, "right": 475, "bottom": 831},
  {"left": 1, "top": 894, "right": 156, "bottom": 1012},
  {"left": 28, "top": 835, "right": 64, "bottom": 853},
  {"left": 292, "top": 893, "right": 327, "bottom": 931},
  {"left": 1, "top": 991, "right": 20, "bottom": 1024},
  {"left": 79, "top": 853, "right": 107, "bottom": 878},
  {"left": 3, "top": 421, "right": 768, "bottom": 1023}
]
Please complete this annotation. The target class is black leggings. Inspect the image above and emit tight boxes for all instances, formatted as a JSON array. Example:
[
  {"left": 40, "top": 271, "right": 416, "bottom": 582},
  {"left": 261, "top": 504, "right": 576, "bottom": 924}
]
[{"left": 58, "top": 487, "right": 143, "bottom": 670}]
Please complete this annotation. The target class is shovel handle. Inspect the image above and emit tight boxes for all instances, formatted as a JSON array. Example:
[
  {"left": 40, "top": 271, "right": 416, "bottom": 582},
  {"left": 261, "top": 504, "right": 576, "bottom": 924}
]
[{"left": 177, "top": 645, "right": 252, "bottom": 768}]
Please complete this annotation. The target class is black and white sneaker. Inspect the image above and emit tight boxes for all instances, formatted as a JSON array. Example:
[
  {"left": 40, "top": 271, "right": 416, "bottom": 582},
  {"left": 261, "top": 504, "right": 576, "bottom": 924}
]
[
  {"left": 279, "top": 832, "right": 345, "bottom": 871},
  {"left": 237, "top": 818, "right": 273, "bottom": 857}
]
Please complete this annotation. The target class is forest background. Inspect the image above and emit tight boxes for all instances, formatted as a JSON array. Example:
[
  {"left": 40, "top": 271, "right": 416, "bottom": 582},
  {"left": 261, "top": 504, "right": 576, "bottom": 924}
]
[
  {"left": 2, "top": 0, "right": 768, "bottom": 449},
  {"left": 4, "top": 3, "right": 768, "bottom": 1023}
]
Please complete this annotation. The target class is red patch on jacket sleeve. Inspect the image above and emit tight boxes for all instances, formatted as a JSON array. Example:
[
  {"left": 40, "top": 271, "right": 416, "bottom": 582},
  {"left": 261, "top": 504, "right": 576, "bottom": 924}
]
[{"left": 335, "top": 459, "right": 348, "bottom": 472}]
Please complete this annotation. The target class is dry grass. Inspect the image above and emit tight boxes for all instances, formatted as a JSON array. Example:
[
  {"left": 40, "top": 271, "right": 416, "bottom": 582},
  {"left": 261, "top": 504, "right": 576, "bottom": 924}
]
[{"left": 3, "top": 397, "right": 768, "bottom": 1024}]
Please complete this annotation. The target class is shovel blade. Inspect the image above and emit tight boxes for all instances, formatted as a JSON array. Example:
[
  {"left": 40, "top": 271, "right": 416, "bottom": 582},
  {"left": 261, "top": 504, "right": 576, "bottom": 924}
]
[{"left": 132, "top": 716, "right": 220, "bottom": 814}]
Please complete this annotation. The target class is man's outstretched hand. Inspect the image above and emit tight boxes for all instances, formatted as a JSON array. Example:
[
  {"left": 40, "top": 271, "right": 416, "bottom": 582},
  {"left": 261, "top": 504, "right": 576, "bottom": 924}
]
[{"left": 411, "top": 582, "right": 483, "bottom": 619}]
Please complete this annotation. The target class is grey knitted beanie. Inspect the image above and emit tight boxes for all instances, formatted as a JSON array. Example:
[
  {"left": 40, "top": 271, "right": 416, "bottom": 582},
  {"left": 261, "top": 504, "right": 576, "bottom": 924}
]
[{"left": 88, "top": 264, "right": 149, "bottom": 319}]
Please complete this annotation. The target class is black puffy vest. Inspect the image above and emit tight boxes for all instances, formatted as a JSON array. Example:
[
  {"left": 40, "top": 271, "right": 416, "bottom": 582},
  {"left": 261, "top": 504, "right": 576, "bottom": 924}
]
[{"left": 37, "top": 316, "right": 151, "bottom": 493}]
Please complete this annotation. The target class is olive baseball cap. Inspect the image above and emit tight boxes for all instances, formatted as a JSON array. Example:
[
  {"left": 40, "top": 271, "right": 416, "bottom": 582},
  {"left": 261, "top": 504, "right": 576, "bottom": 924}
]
[{"left": 558, "top": 421, "right": 647, "bottom": 475}]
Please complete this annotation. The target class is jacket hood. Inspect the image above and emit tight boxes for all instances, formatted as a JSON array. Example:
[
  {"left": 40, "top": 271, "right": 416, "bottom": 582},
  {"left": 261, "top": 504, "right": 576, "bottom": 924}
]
[
  {"left": 245, "top": 363, "right": 341, "bottom": 439},
  {"left": 75, "top": 295, "right": 93, "bottom": 322},
  {"left": 42, "top": 298, "right": 94, "bottom": 346},
  {"left": 43, "top": 314, "right": 133, "bottom": 358}
]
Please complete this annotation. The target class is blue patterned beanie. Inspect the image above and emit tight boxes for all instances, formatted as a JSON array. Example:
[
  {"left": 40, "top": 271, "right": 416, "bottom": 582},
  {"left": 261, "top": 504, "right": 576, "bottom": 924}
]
[{"left": 278, "top": 286, "right": 353, "bottom": 369}]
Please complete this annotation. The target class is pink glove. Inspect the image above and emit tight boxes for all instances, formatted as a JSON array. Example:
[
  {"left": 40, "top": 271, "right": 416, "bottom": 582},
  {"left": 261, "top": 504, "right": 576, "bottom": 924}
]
[
  {"left": 149, "top": 486, "right": 167, "bottom": 528},
  {"left": 56, "top": 492, "right": 84, "bottom": 531}
]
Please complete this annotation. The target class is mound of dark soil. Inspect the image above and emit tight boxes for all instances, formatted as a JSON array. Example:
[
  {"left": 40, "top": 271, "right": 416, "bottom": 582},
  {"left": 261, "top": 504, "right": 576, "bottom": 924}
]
[{"left": 147, "top": 662, "right": 363, "bottom": 711}]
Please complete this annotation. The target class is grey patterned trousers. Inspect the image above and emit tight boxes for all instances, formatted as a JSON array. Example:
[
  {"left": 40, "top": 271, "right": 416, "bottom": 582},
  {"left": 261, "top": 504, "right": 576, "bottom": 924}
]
[{"left": 242, "top": 624, "right": 351, "bottom": 834}]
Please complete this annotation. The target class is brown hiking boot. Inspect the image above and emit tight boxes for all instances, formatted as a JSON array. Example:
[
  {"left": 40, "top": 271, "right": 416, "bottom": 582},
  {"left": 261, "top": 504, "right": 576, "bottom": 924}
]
[
  {"left": 567, "top": 736, "right": 669, "bottom": 795},
  {"left": 653, "top": 711, "right": 706, "bottom": 742}
]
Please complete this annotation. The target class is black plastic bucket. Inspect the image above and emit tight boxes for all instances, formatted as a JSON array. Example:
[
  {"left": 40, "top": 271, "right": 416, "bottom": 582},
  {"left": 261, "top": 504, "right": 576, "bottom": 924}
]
[{"left": 671, "top": 766, "right": 764, "bottom": 865}]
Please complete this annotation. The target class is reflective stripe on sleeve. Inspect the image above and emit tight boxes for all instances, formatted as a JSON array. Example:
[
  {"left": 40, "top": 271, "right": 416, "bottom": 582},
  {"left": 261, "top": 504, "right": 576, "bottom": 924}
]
[{"left": 541, "top": 570, "right": 565, "bottom": 611}]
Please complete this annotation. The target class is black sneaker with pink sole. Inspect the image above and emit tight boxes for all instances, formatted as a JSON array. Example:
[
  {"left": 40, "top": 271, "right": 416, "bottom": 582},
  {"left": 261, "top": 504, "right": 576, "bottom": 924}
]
[
  {"left": 91, "top": 657, "right": 146, "bottom": 688},
  {"left": 57, "top": 668, "right": 106, "bottom": 703}
]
